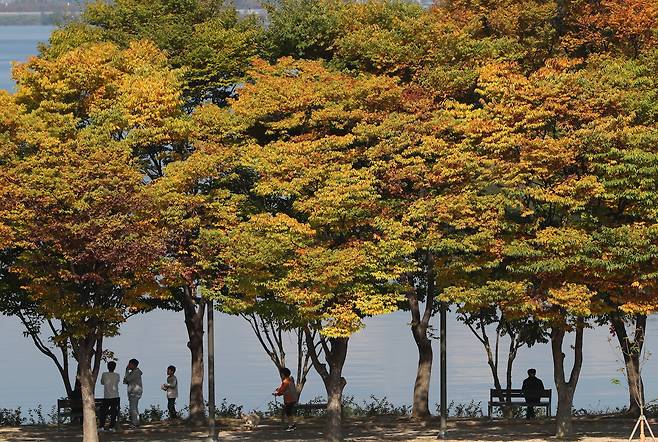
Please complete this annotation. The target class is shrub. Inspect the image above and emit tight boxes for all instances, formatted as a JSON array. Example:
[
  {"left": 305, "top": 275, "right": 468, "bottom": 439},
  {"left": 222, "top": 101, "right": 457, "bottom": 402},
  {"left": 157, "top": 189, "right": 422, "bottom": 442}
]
[
  {"left": 435, "top": 400, "right": 483, "bottom": 418},
  {"left": 0, "top": 408, "right": 22, "bottom": 426}
]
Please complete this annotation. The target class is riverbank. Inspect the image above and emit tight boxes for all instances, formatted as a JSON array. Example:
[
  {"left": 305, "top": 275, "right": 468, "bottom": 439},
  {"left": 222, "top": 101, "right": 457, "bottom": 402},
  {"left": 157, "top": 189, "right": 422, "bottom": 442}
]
[{"left": 0, "top": 415, "right": 647, "bottom": 441}]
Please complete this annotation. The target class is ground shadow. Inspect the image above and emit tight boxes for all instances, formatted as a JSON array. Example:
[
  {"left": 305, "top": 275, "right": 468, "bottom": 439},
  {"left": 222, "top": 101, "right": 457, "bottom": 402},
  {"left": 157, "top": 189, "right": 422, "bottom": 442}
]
[{"left": 0, "top": 415, "right": 645, "bottom": 441}]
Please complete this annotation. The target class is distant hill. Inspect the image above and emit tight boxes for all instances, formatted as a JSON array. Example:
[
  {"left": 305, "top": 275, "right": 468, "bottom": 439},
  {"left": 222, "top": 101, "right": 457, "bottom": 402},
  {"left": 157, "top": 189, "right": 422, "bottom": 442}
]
[
  {"left": 0, "top": 0, "right": 430, "bottom": 26},
  {"left": 0, "top": 0, "right": 266, "bottom": 25},
  {"left": 0, "top": 0, "right": 80, "bottom": 13},
  {"left": 0, "top": 0, "right": 79, "bottom": 25},
  {"left": 0, "top": 0, "right": 264, "bottom": 13}
]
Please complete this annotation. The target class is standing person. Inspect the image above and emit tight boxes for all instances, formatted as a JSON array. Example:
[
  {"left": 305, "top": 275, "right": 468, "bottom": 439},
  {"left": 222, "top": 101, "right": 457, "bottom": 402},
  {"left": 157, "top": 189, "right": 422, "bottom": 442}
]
[
  {"left": 98, "top": 361, "right": 120, "bottom": 432},
  {"left": 273, "top": 367, "right": 299, "bottom": 432},
  {"left": 123, "top": 358, "right": 143, "bottom": 428},
  {"left": 522, "top": 368, "right": 545, "bottom": 419},
  {"left": 161, "top": 365, "right": 178, "bottom": 420}
]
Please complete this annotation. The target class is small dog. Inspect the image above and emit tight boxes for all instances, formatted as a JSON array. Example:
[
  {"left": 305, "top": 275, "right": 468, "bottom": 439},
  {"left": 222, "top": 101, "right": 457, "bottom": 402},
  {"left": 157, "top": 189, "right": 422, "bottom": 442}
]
[{"left": 242, "top": 413, "right": 261, "bottom": 430}]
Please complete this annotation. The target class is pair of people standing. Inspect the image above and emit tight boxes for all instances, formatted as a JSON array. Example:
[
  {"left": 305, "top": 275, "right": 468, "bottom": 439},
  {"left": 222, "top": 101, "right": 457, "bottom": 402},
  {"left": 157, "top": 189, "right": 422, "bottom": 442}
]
[
  {"left": 98, "top": 359, "right": 142, "bottom": 431},
  {"left": 97, "top": 359, "right": 178, "bottom": 431}
]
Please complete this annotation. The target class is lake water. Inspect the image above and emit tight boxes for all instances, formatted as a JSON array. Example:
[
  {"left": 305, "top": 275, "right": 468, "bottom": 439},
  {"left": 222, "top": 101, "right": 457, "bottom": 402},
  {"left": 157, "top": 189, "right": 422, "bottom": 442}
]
[{"left": 0, "top": 25, "right": 646, "bottom": 416}]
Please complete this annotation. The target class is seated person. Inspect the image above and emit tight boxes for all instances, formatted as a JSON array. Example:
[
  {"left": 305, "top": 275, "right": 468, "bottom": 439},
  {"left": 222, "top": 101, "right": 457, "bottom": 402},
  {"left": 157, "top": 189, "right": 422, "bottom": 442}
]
[{"left": 521, "top": 368, "right": 545, "bottom": 419}]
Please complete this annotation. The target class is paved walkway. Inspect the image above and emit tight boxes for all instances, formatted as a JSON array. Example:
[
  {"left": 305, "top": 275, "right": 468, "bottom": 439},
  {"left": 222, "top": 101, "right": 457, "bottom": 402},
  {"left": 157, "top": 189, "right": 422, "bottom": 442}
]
[{"left": 0, "top": 416, "right": 648, "bottom": 441}]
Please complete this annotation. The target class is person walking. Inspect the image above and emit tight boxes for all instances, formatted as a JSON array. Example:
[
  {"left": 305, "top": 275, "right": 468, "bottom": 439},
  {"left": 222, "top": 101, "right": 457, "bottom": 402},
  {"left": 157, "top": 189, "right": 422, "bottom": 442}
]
[
  {"left": 273, "top": 367, "right": 299, "bottom": 432},
  {"left": 522, "top": 368, "right": 545, "bottom": 419},
  {"left": 123, "top": 358, "right": 143, "bottom": 428},
  {"left": 98, "top": 361, "right": 120, "bottom": 432},
  {"left": 161, "top": 365, "right": 178, "bottom": 420}
]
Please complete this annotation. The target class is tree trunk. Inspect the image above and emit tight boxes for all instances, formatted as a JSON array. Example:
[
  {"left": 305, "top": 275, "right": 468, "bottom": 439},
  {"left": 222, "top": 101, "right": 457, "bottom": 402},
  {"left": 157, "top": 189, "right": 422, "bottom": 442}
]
[
  {"left": 555, "top": 385, "right": 575, "bottom": 438},
  {"left": 305, "top": 330, "right": 348, "bottom": 442},
  {"left": 551, "top": 322, "right": 584, "bottom": 439},
  {"left": 409, "top": 256, "right": 435, "bottom": 420},
  {"left": 183, "top": 285, "right": 207, "bottom": 424},
  {"left": 74, "top": 339, "right": 99, "bottom": 442},
  {"left": 91, "top": 336, "right": 103, "bottom": 384},
  {"left": 324, "top": 338, "right": 348, "bottom": 442},
  {"left": 412, "top": 332, "right": 433, "bottom": 420},
  {"left": 465, "top": 314, "right": 502, "bottom": 416},
  {"left": 610, "top": 314, "right": 645, "bottom": 417},
  {"left": 503, "top": 335, "right": 519, "bottom": 418}
]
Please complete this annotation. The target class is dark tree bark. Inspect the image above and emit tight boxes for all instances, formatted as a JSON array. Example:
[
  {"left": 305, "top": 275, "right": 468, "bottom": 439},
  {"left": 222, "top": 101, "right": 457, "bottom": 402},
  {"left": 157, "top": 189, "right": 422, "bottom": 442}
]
[
  {"left": 610, "top": 314, "right": 646, "bottom": 417},
  {"left": 305, "top": 330, "right": 348, "bottom": 442},
  {"left": 411, "top": 323, "right": 433, "bottom": 420},
  {"left": 91, "top": 336, "right": 103, "bottom": 383},
  {"left": 182, "top": 284, "right": 207, "bottom": 424},
  {"left": 72, "top": 336, "right": 100, "bottom": 442},
  {"left": 504, "top": 333, "right": 521, "bottom": 413},
  {"left": 408, "top": 254, "right": 435, "bottom": 420},
  {"left": 551, "top": 322, "right": 584, "bottom": 439}
]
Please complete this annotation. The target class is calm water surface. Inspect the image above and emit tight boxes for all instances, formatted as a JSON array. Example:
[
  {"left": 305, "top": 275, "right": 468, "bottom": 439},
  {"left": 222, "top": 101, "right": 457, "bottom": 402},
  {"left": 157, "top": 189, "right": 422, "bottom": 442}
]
[{"left": 0, "top": 25, "right": 649, "bottom": 415}]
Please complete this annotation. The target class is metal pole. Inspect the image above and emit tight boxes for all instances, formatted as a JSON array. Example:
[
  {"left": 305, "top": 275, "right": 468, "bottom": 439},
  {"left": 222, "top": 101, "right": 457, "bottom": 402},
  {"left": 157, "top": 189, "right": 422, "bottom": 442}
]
[
  {"left": 438, "top": 302, "right": 447, "bottom": 439},
  {"left": 207, "top": 299, "right": 217, "bottom": 441}
]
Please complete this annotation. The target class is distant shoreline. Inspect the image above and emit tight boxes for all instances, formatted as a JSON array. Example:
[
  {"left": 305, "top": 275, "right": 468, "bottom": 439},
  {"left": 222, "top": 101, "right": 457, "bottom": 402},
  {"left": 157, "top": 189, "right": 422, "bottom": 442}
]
[
  {"left": 0, "top": 11, "right": 77, "bottom": 26},
  {"left": 0, "top": 9, "right": 265, "bottom": 25}
]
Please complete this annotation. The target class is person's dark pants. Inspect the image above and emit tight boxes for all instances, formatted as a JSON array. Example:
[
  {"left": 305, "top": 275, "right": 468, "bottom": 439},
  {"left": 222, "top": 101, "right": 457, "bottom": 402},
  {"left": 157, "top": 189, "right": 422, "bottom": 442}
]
[
  {"left": 167, "top": 398, "right": 177, "bottom": 419},
  {"left": 283, "top": 402, "right": 297, "bottom": 420},
  {"left": 99, "top": 398, "right": 120, "bottom": 428},
  {"left": 526, "top": 398, "right": 540, "bottom": 419}
]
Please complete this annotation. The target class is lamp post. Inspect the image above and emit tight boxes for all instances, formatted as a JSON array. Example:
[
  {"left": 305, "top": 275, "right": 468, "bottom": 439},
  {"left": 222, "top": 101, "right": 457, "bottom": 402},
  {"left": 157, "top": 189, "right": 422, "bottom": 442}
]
[
  {"left": 207, "top": 299, "right": 217, "bottom": 441},
  {"left": 437, "top": 301, "right": 447, "bottom": 439}
]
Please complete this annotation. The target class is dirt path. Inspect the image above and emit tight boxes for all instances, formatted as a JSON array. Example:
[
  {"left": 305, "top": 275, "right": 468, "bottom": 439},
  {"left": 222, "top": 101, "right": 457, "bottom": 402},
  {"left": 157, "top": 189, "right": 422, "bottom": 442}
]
[{"left": 0, "top": 416, "right": 648, "bottom": 441}]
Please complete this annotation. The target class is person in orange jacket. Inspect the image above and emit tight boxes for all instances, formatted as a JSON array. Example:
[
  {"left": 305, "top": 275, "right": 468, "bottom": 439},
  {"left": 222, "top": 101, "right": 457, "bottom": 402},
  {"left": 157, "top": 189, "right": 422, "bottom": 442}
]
[{"left": 273, "top": 367, "right": 299, "bottom": 431}]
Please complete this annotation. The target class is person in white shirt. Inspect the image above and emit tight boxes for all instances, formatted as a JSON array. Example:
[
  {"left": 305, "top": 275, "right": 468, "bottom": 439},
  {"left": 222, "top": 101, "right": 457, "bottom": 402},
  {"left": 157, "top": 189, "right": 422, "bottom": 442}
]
[
  {"left": 98, "top": 361, "right": 120, "bottom": 432},
  {"left": 123, "top": 358, "right": 143, "bottom": 427},
  {"left": 161, "top": 365, "right": 178, "bottom": 419}
]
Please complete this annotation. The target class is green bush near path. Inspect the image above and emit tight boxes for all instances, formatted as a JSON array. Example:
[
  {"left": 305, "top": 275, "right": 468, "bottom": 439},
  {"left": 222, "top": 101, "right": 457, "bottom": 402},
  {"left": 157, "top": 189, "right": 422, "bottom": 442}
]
[{"left": 8, "top": 396, "right": 648, "bottom": 427}]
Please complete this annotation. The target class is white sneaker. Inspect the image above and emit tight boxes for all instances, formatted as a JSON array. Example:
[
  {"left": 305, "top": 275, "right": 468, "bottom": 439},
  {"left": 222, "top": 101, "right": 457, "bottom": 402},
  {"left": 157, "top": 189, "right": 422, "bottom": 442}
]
[
  {"left": 108, "top": 427, "right": 116, "bottom": 432},
  {"left": 97, "top": 428, "right": 105, "bottom": 433}
]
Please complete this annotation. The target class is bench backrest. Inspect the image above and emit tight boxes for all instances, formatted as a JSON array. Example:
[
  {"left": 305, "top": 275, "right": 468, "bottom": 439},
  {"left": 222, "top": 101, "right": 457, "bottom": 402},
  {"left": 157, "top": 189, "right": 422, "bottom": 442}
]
[
  {"left": 490, "top": 388, "right": 551, "bottom": 401},
  {"left": 57, "top": 398, "right": 104, "bottom": 408}
]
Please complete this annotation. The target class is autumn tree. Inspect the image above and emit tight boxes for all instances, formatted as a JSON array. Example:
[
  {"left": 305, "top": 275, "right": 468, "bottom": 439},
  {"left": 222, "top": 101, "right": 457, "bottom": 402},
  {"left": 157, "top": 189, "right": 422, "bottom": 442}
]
[
  {"left": 142, "top": 101, "right": 251, "bottom": 423},
  {"left": 445, "top": 48, "right": 658, "bottom": 436},
  {"left": 45, "top": 0, "right": 265, "bottom": 107},
  {"left": 439, "top": 0, "right": 658, "bottom": 425},
  {"left": 0, "top": 93, "right": 85, "bottom": 399},
  {"left": 221, "top": 58, "right": 414, "bottom": 441},
  {"left": 0, "top": 41, "right": 189, "bottom": 441},
  {"left": 0, "top": 103, "right": 162, "bottom": 442},
  {"left": 264, "top": 0, "right": 345, "bottom": 60},
  {"left": 41, "top": 1, "right": 267, "bottom": 421},
  {"left": 455, "top": 58, "right": 606, "bottom": 438},
  {"left": 574, "top": 54, "right": 658, "bottom": 416},
  {"left": 559, "top": 0, "right": 658, "bottom": 58}
]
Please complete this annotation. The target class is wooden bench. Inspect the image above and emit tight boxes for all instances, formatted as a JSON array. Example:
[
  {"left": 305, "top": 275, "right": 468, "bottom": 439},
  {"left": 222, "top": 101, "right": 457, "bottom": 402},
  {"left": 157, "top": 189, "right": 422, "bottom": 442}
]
[
  {"left": 487, "top": 389, "right": 551, "bottom": 418},
  {"left": 57, "top": 398, "right": 105, "bottom": 429},
  {"left": 295, "top": 403, "right": 327, "bottom": 412}
]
